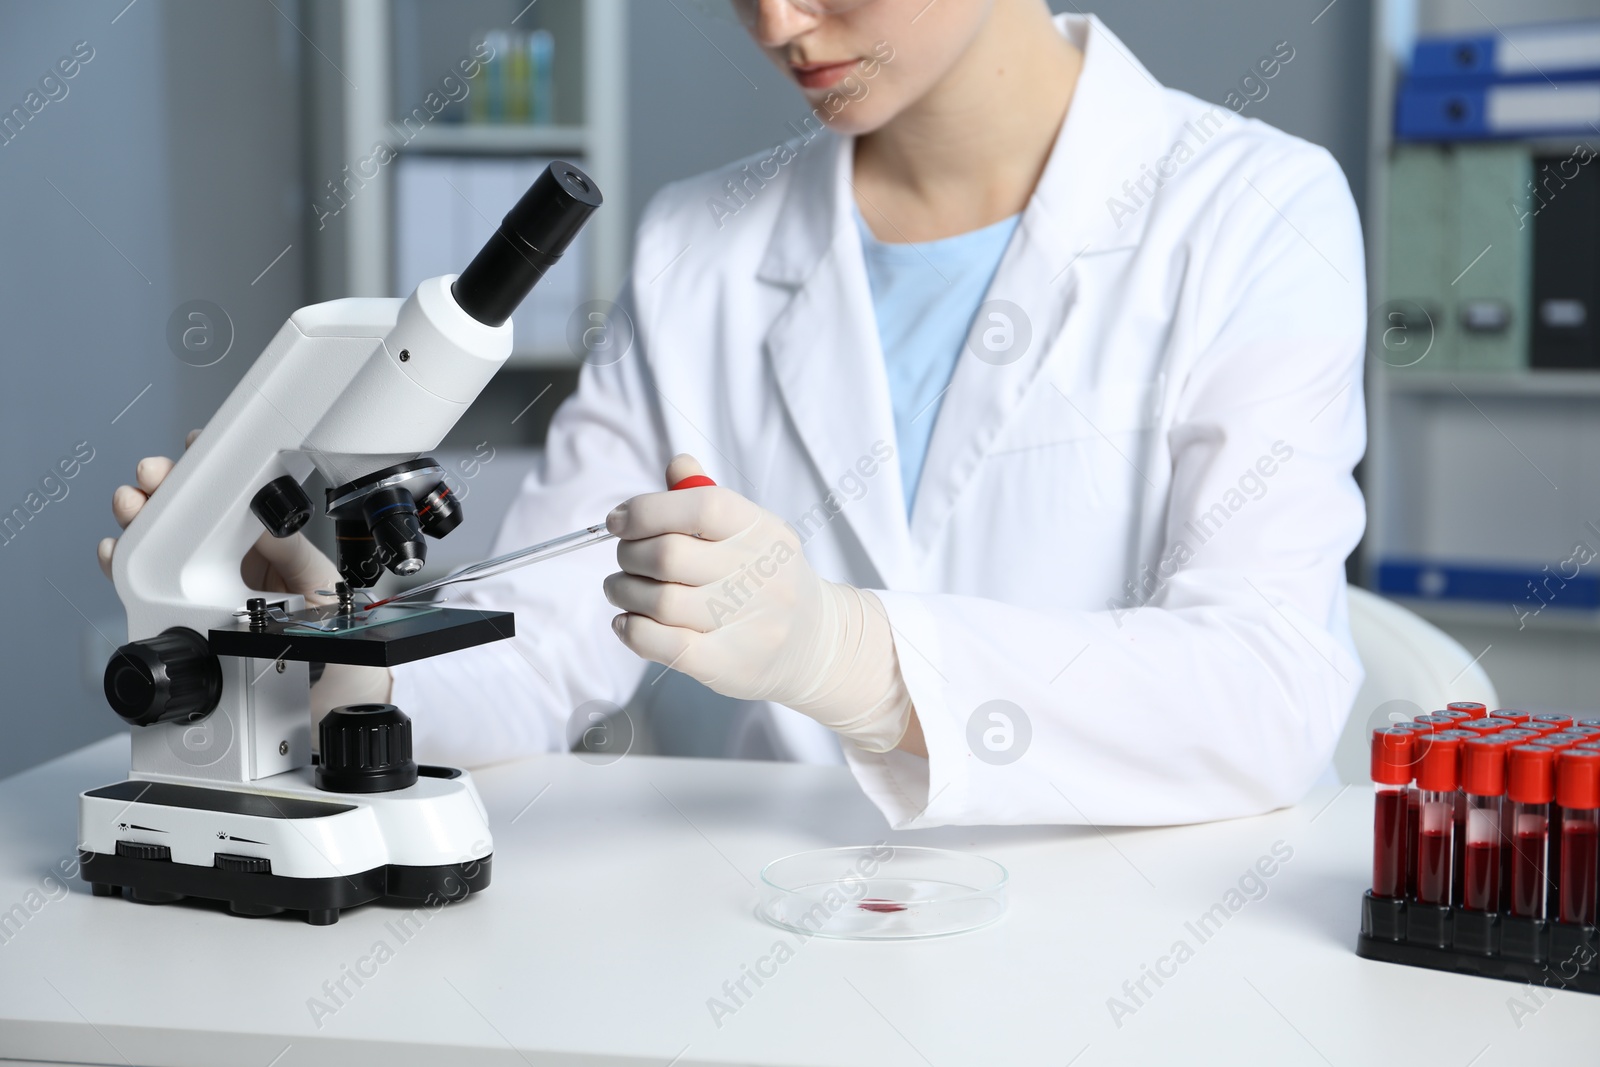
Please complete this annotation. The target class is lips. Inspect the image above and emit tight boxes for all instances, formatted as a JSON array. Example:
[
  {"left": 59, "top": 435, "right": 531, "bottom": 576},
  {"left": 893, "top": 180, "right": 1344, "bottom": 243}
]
[{"left": 790, "top": 59, "right": 859, "bottom": 91}]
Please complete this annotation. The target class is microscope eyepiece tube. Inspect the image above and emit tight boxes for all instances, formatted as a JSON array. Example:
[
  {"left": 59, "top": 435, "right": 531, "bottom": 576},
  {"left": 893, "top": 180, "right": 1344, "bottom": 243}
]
[{"left": 451, "top": 160, "right": 604, "bottom": 328}]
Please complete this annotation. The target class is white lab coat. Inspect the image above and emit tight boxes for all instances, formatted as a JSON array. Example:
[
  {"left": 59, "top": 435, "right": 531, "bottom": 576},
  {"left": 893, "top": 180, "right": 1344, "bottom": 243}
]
[{"left": 395, "top": 14, "right": 1367, "bottom": 829}]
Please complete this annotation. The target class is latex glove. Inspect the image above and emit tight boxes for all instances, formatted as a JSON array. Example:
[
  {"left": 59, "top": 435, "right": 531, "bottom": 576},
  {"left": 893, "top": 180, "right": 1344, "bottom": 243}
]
[
  {"left": 604, "top": 455, "right": 912, "bottom": 753},
  {"left": 97, "top": 430, "right": 391, "bottom": 716}
]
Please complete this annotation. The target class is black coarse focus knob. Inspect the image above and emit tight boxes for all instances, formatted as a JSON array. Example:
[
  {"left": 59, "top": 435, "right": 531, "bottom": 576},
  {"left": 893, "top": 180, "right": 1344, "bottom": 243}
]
[
  {"left": 316, "top": 703, "right": 419, "bottom": 794},
  {"left": 452, "top": 160, "right": 603, "bottom": 328},
  {"left": 104, "top": 627, "right": 223, "bottom": 727},
  {"left": 250, "top": 475, "right": 312, "bottom": 537}
]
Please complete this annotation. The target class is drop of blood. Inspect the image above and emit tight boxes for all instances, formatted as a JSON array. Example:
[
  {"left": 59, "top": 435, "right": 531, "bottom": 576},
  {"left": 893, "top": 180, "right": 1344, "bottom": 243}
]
[{"left": 857, "top": 897, "right": 907, "bottom": 913}]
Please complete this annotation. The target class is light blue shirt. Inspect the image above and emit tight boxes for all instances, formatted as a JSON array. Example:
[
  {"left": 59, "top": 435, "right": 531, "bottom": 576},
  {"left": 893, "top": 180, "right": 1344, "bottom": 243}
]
[{"left": 856, "top": 209, "right": 1020, "bottom": 514}]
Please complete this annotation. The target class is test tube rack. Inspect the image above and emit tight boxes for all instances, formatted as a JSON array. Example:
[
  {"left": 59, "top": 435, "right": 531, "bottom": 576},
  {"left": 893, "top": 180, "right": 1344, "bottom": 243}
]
[
  {"left": 1356, "top": 705, "right": 1600, "bottom": 994},
  {"left": 1358, "top": 893, "right": 1599, "bottom": 994}
]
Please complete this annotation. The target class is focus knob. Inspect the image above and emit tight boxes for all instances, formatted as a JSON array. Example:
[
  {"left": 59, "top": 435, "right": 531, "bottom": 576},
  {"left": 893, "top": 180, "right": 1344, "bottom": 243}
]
[
  {"left": 316, "top": 703, "right": 418, "bottom": 793},
  {"left": 104, "top": 627, "right": 223, "bottom": 727},
  {"left": 250, "top": 475, "right": 312, "bottom": 538}
]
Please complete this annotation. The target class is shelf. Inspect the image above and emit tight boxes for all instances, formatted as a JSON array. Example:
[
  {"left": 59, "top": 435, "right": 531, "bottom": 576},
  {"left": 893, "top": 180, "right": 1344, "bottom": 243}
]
[
  {"left": 401, "top": 123, "right": 590, "bottom": 155},
  {"left": 1387, "top": 596, "right": 1600, "bottom": 635},
  {"left": 1382, "top": 370, "right": 1600, "bottom": 398}
]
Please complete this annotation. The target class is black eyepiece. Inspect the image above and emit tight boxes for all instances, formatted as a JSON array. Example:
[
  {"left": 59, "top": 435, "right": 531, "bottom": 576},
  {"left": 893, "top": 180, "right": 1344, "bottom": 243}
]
[{"left": 452, "top": 160, "right": 603, "bottom": 328}]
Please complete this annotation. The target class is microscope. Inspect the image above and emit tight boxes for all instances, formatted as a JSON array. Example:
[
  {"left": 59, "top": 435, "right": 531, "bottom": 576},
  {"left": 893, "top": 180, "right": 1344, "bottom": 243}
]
[{"left": 81, "top": 162, "right": 601, "bottom": 925}]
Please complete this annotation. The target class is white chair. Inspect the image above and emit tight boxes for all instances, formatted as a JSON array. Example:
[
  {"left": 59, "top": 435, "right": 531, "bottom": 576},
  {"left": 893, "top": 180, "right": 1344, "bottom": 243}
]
[{"left": 1331, "top": 586, "right": 1499, "bottom": 783}]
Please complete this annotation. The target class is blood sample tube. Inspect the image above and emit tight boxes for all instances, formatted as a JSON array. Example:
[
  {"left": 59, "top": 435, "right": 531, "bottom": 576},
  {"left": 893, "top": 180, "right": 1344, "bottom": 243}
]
[
  {"left": 1578, "top": 718, "right": 1600, "bottom": 730},
  {"left": 1435, "top": 709, "right": 1476, "bottom": 723},
  {"left": 1387, "top": 721, "right": 1433, "bottom": 735},
  {"left": 1558, "top": 725, "right": 1600, "bottom": 741},
  {"left": 1507, "top": 745, "right": 1555, "bottom": 920},
  {"left": 1371, "top": 728, "right": 1414, "bottom": 899},
  {"left": 1459, "top": 717, "right": 1515, "bottom": 736},
  {"left": 1495, "top": 709, "right": 1534, "bottom": 725},
  {"left": 1556, "top": 750, "right": 1600, "bottom": 927},
  {"left": 1496, "top": 728, "right": 1542, "bottom": 743},
  {"left": 1414, "top": 732, "right": 1462, "bottom": 906},
  {"left": 1528, "top": 734, "right": 1583, "bottom": 752},
  {"left": 1414, "top": 714, "right": 1458, "bottom": 731},
  {"left": 1580, "top": 742, "right": 1600, "bottom": 753},
  {"left": 1531, "top": 714, "right": 1574, "bottom": 732},
  {"left": 1447, "top": 702, "right": 1488, "bottom": 719},
  {"left": 1461, "top": 737, "right": 1509, "bottom": 912},
  {"left": 1438, "top": 729, "right": 1478, "bottom": 906}
]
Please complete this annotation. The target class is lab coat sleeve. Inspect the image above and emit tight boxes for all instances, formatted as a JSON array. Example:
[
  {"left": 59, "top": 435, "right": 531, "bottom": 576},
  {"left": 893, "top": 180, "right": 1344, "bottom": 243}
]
[
  {"left": 844, "top": 146, "right": 1368, "bottom": 828},
  {"left": 391, "top": 282, "right": 670, "bottom": 769}
]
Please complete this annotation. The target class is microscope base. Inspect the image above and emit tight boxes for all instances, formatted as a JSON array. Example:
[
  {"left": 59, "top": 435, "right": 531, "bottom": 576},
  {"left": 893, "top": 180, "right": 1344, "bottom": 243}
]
[
  {"left": 77, "top": 765, "right": 495, "bottom": 926},
  {"left": 79, "top": 849, "right": 490, "bottom": 925}
]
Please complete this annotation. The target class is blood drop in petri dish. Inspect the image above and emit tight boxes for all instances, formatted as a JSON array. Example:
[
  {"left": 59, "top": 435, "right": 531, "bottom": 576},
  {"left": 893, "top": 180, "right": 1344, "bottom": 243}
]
[{"left": 857, "top": 898, "right": 908, "bottom": 913}]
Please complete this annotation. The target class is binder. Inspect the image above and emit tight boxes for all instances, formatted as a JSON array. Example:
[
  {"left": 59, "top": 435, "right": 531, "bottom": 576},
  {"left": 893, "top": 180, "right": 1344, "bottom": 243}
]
[
  {"left": 1529, "top": 152, "right": 1600, "bottom": 370},
  {"left": 1383, "top": 144, "right": 1532, "bottom": 373},
  {"left": 1397, "top": 80, "right": 1600, "bottom": 141},
  {"left": 1411, "top": 21, "right": 1600, "bottom": 83},
  {"left": 1384, "top": 147, "right": 1454, "bottom": 371}
]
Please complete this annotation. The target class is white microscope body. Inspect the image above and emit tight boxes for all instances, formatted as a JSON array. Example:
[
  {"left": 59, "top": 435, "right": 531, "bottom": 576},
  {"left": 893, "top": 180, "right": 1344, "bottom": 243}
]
[{"left": 80, "top": 161, "right": 601, "bottom": 924}]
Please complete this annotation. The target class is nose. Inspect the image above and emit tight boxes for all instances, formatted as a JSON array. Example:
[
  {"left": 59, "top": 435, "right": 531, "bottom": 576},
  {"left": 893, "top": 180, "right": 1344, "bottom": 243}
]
[{"left": 745, "top": 0, "right": 823, "bottom": 49}]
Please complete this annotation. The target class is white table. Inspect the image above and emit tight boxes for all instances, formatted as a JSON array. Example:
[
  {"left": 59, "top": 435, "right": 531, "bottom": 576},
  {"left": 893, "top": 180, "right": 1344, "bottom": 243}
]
[{"left": 1, "top": 736, "right": 1594, "bottom": 1066}]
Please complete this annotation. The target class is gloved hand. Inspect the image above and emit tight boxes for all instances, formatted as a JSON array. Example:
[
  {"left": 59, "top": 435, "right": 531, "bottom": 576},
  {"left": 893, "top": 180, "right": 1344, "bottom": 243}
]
[
  {"left": 604, "top": 455, "right": 913, "bottom": 753},
  {"left": 98, "top": 430, "right": 391, "bottom": 718},
  {"left": 100, "top": 429, "right": 340, "bottom": 602}
]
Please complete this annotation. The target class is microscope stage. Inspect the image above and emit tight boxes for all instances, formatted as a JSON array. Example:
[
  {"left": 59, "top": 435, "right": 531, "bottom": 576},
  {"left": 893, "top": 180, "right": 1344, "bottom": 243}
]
[{"left": 209, "top": 603, "right": 516, "bottom": 667}]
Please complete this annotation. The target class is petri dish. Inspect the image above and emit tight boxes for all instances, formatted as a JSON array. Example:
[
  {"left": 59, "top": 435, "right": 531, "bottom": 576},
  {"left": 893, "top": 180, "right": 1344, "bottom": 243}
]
[{"left": 757, "top": 845, "right": 1007, "bottom": 940}]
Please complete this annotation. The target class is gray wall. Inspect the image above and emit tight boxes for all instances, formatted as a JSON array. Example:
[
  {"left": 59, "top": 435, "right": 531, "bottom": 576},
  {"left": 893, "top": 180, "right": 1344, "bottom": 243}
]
[
  {"left": 0, "top": 0, "right": 304, "bottom": 780},
  {"left": 627, "top": 0, "right": 1374, "bottom": 237}
]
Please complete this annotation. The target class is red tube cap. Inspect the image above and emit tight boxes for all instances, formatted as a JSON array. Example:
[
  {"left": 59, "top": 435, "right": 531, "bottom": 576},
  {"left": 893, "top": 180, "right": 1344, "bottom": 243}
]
[
  {"left": 1435, "top": 709, "right": 1475, "bottom": 722},
  {"left": 1447, "top": 702, "right": 1488, "bottom": 719},
  {"left": 1579, "top": 741, "right": 1600, "bottom": 753},
  {"left": 1508, "top": 745, "right": 1556, "bottom": 805},
  {"left": 1559, "top": 725, "right": 1600, "bottom": 740},
  {"left": 1459, "top": 717, "right": 1515, "bottom": 735},
  {"left": 1371, "top": 728, "right": 1415, "bottom": 785},
  {"left": 1530, "top": 714, "right": 1573, "bottom": 730},
  {"left": 1493, "top": 709, "right": 1533, "bottom": 724},
  {"left": 1528, "top": 735, "right": 1582, "bottom": 751},
  {"left": 1463, "top": 737, "right": 1509, "bottom": 796},
  {"left": 1496, "top": 728, "right": 1542, "bottom": 742},
  {"left": 1417, "top": 734, "right": 1463, "bottom": 792},
  {"left": 1414, "top": 714, "right": 1457, "bottom": 732},
  {"left": 1578, "top": 717, "right": 1600, "bottom": 730},
  {"left": 1556, "top": 749, "right": 1600, "bottom": 810}
]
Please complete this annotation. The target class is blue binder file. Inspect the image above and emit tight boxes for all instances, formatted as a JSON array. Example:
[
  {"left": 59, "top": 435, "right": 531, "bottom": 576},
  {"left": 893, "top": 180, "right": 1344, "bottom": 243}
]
[
  {"left": 1397, "top": 80, "right": 1600, "bottom": 141},
  {"left": 1411, "top": 21, "right": 1600, "bottom": 83}
]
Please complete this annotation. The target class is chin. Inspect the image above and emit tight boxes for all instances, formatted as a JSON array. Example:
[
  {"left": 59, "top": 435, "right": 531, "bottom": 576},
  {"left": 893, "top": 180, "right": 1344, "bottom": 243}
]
[{"left": 808, "top": 98, "right": 897, "bottom": 138}]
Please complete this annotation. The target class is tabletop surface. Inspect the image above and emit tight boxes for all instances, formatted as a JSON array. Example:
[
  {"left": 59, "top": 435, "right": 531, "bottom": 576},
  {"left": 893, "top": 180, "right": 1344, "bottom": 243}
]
[{"left": 1, "top": 735, "right": 1596, "bottom": 1067}]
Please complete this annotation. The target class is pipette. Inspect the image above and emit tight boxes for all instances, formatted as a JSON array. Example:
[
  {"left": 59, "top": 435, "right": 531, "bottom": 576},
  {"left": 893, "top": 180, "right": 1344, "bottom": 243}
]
[{"left": 361, "top": 474, "right": 717, "bottom": 610}]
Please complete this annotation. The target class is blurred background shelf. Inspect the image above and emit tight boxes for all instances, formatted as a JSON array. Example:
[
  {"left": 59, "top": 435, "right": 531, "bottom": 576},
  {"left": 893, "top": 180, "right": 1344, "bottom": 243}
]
[
  {"left": 1364, "top": 0, "right": 1600, "bottom": 717},
  {"left": 402, "top": 123, "right": 591, "bottom": 155},
  {"left": 1393, "top": 597, "right": 1600, "bottom": 634},
  {"left": 1384, "top": 370, "right": 1600, "bottom": 398}
]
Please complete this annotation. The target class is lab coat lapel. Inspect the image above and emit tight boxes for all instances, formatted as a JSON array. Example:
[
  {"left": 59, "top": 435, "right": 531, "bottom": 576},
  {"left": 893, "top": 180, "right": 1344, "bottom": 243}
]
[
  {"left": 759, "top": 134, "right": 919, "bottom": 590},
  {"left": 909, "top": 14, "right": 1171, "bottom": 552}
]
